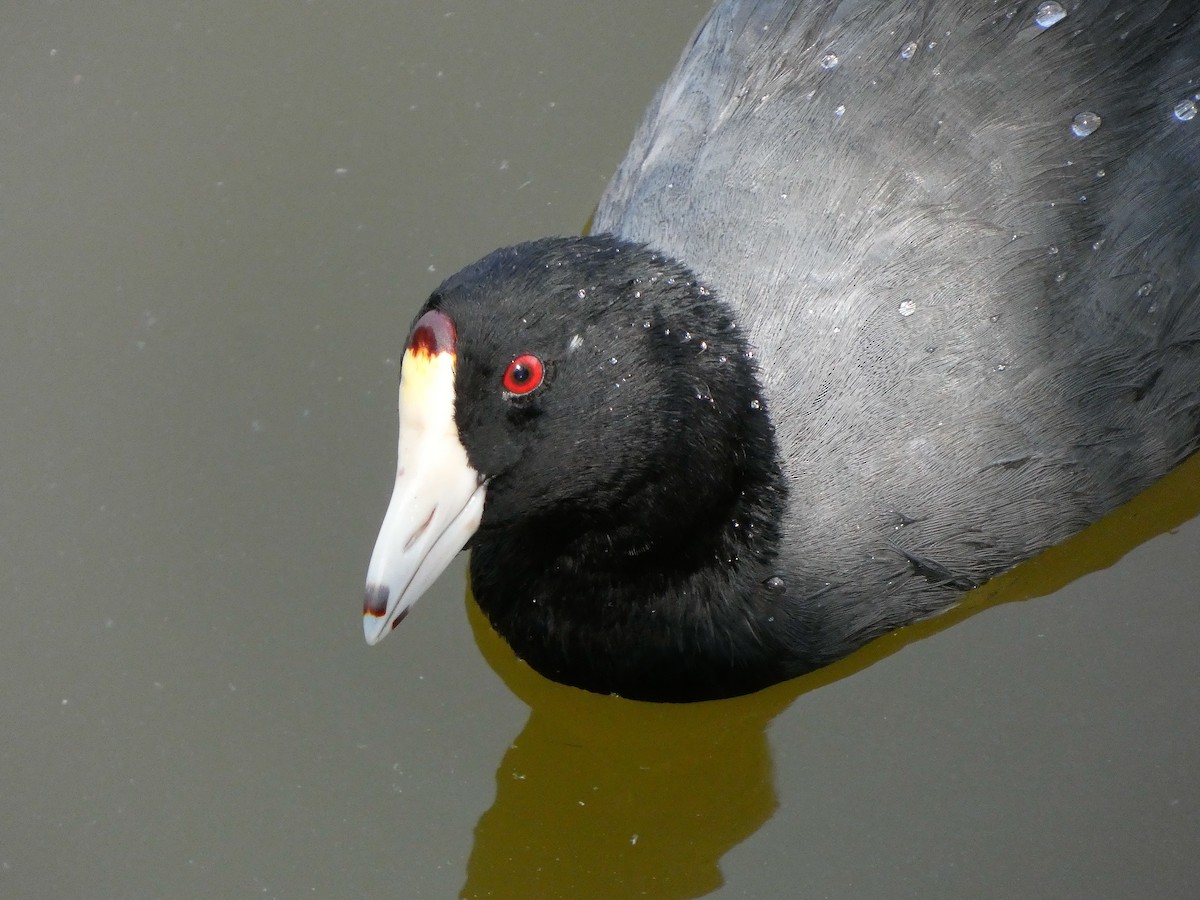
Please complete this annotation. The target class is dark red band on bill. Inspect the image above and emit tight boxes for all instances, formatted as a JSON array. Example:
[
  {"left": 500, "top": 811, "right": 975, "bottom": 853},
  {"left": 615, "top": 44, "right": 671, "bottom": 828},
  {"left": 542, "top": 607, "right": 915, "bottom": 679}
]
[{"left": 408, "top": 309, "right": 457, "bottom": 357}]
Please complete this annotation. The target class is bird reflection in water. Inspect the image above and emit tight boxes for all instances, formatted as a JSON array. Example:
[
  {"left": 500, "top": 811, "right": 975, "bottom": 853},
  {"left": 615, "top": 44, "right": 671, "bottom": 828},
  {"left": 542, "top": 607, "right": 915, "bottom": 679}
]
[{"left": 458, "top": 455, "right": 1200, "bottom": 899}]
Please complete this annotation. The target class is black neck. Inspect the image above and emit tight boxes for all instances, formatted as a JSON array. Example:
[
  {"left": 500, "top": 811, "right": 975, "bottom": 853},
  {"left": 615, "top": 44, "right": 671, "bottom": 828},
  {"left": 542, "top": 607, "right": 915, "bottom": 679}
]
[{"left": 466, "top": 258, "right": 794, "bottom": 699}]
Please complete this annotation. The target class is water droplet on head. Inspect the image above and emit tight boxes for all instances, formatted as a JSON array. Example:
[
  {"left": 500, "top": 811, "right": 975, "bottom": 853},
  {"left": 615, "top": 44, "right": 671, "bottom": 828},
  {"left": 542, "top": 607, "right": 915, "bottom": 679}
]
[
  {"left": 819, "top": 53, "right": 839, "bottom": 71},
  {"left": 609, "top": 356, "right": 618, "bottom": 365},
  {"left": 835, "top": 104, "right": 846, "bottom": 117},
  {"left": 577, "top": 289, "right": 587, "bottom": 299},
  {"left": 1137, "top": 282, "right": 1153, "bottom": 297},
  {"left": 764, "top": 576, "right": 786, "bottom": 593},
  {"left": 1048, "top": 245, "right": 1060, "bottom": 256},
  {"left": 749, "top": 398, "right": 761, "bottom": 410},
  {"left": 898, "top": 299, "right": 917, "bottom": 317},
  {"left": 1035, "top": 1, "right": 1067, "bottom": 29},
  {"left": 900, "top": 42, "right": 917, "bottom": 60},
  {"left": 1174, "top": 99, "right": 1198, "bottom": 122},
  {"left": 1055, "top": 272, "right": 1067, "bottom": 283},
  {"left": 1070, "top": 111, "right": 1102, "bottom": 138}
]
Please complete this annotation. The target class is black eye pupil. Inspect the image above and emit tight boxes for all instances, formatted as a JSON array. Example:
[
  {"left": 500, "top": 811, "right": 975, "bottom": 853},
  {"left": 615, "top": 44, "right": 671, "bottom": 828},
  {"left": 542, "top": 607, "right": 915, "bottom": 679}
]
[{"left": 510, "top": 364, "right": 530, "bottom": 384}]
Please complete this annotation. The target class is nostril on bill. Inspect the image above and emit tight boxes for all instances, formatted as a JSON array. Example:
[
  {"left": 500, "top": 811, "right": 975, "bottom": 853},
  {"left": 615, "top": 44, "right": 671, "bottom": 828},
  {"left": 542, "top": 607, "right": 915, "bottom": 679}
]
[{"left": 403, "top": 506, "right": 438, "bottom": 552}]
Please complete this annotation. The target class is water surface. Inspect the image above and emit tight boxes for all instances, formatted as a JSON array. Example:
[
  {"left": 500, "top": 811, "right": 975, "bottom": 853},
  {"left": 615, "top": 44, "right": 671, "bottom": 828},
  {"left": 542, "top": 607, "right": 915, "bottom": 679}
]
[{"left": 3, "top": 2, "right": 1198, "bottom": 897}]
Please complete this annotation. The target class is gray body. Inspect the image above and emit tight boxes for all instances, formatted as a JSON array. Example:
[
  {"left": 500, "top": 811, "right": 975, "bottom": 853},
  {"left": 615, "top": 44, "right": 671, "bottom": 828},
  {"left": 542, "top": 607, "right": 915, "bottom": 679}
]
[{"left": 594, "top": 0, "right": 1200, "bottom": 644}]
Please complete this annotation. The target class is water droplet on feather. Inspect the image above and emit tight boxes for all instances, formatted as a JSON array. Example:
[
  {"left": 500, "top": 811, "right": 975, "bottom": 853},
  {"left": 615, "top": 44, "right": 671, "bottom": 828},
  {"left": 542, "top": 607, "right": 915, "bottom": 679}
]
[
  {"left": 1035, "top": 2, "right": 1067, "bottom": 29},
  {"left": 1070, "top": 111, "right": 1101, "bottom": 137}
]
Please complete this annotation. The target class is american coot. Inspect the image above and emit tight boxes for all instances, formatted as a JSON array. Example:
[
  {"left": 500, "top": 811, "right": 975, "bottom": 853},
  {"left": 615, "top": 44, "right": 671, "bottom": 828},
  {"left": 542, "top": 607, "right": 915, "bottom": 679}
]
[{"left": 364, "top": 0, "right": 1200, "bottom": 701}]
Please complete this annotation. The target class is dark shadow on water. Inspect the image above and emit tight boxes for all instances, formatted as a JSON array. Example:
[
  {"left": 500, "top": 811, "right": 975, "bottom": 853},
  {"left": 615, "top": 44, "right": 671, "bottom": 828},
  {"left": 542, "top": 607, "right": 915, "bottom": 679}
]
[{"left": 460, "top": 453, "right": 1200, "bottom": 899}]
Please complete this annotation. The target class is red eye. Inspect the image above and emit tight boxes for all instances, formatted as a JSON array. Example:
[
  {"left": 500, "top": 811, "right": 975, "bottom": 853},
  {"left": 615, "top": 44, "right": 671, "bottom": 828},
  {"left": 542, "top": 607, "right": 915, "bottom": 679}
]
[{"left": 502, "top": 354, "right": 544, "bottom": 395}]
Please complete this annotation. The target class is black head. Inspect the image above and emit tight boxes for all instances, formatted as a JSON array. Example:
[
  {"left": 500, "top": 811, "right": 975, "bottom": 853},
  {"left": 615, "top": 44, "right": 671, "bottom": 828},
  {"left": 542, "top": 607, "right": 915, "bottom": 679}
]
[
  {"left": 369, "top": 233, "right": 792, "bottom": 699},
  {"left": 424, "top": 235, "right": 773, "bottom": 554}
]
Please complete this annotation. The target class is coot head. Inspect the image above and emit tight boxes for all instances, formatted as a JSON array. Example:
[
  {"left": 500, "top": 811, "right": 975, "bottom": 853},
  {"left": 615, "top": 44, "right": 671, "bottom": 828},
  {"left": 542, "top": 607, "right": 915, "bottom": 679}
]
[{"left": 366, "top": 236, "right": 804, "bottom": 699}]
